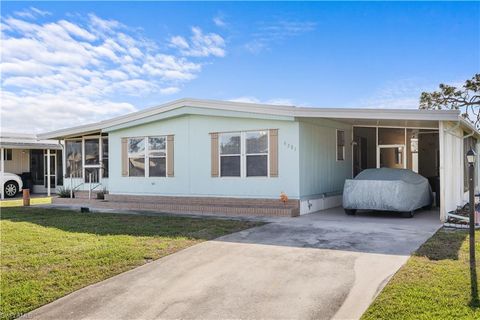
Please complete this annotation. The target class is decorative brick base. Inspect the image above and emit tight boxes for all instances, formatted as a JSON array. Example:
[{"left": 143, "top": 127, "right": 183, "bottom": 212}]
[{"left": 53, "top": 194, "right": 300, "bottom": 217}]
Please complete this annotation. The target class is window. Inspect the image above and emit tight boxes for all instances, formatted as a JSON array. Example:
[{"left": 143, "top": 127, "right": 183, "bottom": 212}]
[
  {"left": 30, "top": 150, "right": 44, "bottom": 185},
  {"left": 3, "top": 149, "right": 12, "bottom": 161},
  {"left": 219, "top": 130, "right": 269, "bottom": 177},
  {"left": 246, "top": 131, "right": 268, "bottom": 177},
  {"left": 127, "top": 136, "right": 168, "bottom": 177},
  {"left": 220, "top": 132, "right": 241, "bottom": 177},
  {"left": 395, "top": 147, "right": 403, "bottom": 165},
  {"left": 148, "top": 137, "right": 166, "bottom": 177},
  {"left": 65, "top": 140, "right": 82, "bottom": 177},
  {"left": 102, "top": 138, "right": 109, "bottom": 178},
  {"left": 336, "top": 130, "right": 345, "bottom": 161},
  {"left": 84, "top": 138, "right": 100, "bottom": 165},
  {"left": 128, "top": 137, "right": 146, "bottom": 177}
]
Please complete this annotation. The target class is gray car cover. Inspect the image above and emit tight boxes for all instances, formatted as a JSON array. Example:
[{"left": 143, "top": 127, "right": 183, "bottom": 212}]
[{"left": 343, "top": 168, "right": 433, "bottom": 212}]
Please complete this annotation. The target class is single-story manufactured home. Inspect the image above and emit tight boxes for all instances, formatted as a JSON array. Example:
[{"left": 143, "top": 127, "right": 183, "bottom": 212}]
[{"left": 3, "top": 98, "right": 479, "bottom": 221}]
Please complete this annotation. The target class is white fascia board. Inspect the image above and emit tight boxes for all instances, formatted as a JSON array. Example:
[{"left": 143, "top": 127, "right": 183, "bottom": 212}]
[
  {"left": 458, "top": 117, "right": 480, "bottom": 138},
  {"left": 293, "top": 107, "right": 460, "bottom": 121},
  {"left": 103, "top": 106, "right": 295, "bottom": 133},
  {"left": 37, "top": 97, "right": 462, "bottom": 139},
  {"left": 38, "top": 98, "right": 296, "bottom": 139}
]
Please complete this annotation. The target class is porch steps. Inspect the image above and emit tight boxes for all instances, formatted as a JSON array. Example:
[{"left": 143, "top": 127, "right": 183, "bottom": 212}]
[
  {"left": 72, "top": 190, "right": 104, "bottom": 199},
  {"left": 53, "top": 194, "right": 299, "bottom": 217}
]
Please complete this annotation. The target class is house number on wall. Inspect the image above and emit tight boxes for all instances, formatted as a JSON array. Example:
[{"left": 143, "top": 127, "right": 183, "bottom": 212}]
[{"left": 283, "top": 141, "right": 296, "bottom": 151}]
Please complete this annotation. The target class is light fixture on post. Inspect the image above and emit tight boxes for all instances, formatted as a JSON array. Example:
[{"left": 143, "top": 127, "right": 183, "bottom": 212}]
[
  {"left": 466, "top": 147, "right": 477, "bottom": 303},
  {"left": 467, "top": 148, "right": 477, "bottom": 165}
]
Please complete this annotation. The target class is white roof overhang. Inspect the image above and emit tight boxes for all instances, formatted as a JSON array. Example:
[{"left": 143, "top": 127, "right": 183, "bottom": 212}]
[{"left": 37, "top": 98, "right": 470, "bottom": 139}]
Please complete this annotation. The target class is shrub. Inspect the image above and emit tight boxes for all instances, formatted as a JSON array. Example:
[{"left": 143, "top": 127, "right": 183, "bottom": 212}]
[{"left": 57, "top": 187, "right": 73, "bottom": 198}]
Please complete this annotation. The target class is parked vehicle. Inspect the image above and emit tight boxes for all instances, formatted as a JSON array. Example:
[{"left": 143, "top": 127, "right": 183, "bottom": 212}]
[
  {"left": 2, "top": 172, "right": 23, "bottom": 198},
  {"left": 343, "top": 168, "right": 433, "bottom": 218}
]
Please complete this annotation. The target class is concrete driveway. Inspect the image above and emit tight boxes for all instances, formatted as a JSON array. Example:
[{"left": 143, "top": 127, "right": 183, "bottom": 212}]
[{"left": 26, "top": 208, "right": 441, "bottom": 320}]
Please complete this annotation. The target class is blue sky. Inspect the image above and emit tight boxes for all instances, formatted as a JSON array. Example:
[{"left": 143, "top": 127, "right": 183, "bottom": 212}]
[{"left": 1, "top": 1, "right": 479, "bottom": 132}]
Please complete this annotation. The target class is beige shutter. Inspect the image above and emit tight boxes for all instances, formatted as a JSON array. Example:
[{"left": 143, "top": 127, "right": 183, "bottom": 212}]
[
  {"left": 211, "top": 133, "right": 219, "bottom": 177},
  {"left": 269, "top": 129, "right": 278, "bottom": 177},
  {"left": 121, "top": 137, "right": 128, "bottom": 177},
  {"left": 166, "top": 135, "right": 174, "bottom": 177}
]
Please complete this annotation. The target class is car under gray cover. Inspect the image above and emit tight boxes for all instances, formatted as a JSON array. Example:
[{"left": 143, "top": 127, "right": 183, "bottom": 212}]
[{"left": 343, "top": 168, "right": 433, "bottom": 216}]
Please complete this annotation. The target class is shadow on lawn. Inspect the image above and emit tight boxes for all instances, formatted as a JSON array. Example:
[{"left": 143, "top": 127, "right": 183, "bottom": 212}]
[
  {"left": 1, "top": 207, "right": 259, "bottom": 240},
  {"left": 414, "top": 229, "right": 467, "bottom": 260}
]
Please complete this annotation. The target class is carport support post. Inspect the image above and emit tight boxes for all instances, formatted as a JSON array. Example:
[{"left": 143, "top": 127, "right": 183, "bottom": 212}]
[
  {"left": 1, "top": 148, "right": 4, "bottom": 200},
  {"left": 47, "top": 149, "right": 51, "bottom": 197},
  {"left": 469, "top": 160, "right": 478, "bottom": 303}
]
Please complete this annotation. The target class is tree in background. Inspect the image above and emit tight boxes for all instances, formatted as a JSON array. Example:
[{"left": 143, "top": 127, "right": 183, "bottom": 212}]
[{"left": 420, "top": 74, "right": 480, "bottom": 129}]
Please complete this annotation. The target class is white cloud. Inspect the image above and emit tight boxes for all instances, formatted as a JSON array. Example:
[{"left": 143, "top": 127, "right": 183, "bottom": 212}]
[
  {"left": 169, "top": 26, "right": 225, "bottom": 57},
  {"left": 213, "top": 16, "right": 226, "bottom": 27},
  {"left": 229, "top": 96, "right": 294, "bottom": 106},
  {"left": 349, "top": 79, "right": 443, "bottom": 109},
  {"left": 160, "top": 87, "right": 181, "bottom": 95},
  {"left": 1, "top": 13, "right": 226, "bottom": 132},
  {"left": 245, "top": 20, "right": 316, "bottom": 54},
  {"left": 170, "top": 36, "right": 189, "bottom": 49},
  {"left": 14, "top": 7, "right": 51, "bottom": 19},
  {"left": 1, "top": 91, "right": 136, "bottom": 133}
]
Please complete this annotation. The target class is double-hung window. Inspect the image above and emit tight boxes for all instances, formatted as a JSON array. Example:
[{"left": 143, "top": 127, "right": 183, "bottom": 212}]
[
  {"left": 220, "top": 133, "right": 241, "bottom": 177},
  {"left": 127, "top": 136, "right": 167, "bottom": 177},
  {"left": 245, "top": 131, "right": 268, "bottom": 177},
  {"left": 219, "top": 130, "right": 269, "bottom": 177},
  {"left": 128, "top": 138, "right": 146, "bottom": 177},
  {"left": 3, "top": 149, "right": 12, "bottom": 161},
  {"left": 148, "top": 137, "right": 166, "bottom": 177}
]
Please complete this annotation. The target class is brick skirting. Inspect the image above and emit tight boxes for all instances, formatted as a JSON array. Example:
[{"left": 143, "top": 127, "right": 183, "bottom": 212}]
[{"left": 53, "top": 194, "right": 300, "bottom": 217}]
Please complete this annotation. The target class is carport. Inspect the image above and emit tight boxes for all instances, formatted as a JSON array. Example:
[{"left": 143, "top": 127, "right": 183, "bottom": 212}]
[
  {"left": 301, "top": 109, "right": 480, "bottom": 222},
  {"left": 0, "top": 132, "right": 63, "bottom": 199}
]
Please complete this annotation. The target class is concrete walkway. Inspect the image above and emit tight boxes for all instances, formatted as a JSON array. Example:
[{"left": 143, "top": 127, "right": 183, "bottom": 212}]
[{"left": 25, "top": 208, "right": 441, "bottom": 320}]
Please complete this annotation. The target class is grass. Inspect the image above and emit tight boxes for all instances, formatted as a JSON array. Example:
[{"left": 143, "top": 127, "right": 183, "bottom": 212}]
[
  {"left": 362, "top": 228, "right": 480, "bottom": 320},
  {"left": 0, "top": 207, "right": 261, "bottom": 320}
]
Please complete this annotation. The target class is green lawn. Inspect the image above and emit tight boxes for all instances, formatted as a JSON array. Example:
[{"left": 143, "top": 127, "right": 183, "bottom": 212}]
[
  {"left": 362, "top": 228, "right": 480, "bottom": 320},
  {"left": 0, "top": 207, "right": 260, "bottom": 320}
]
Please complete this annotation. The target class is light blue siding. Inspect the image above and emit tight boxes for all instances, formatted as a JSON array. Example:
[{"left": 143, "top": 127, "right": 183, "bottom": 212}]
[
  {"left": 108, "top": 112, "right": 300, "bottom": 199},
  {"left": 298, "top": 118, "right": 353, "bottom": 198}
]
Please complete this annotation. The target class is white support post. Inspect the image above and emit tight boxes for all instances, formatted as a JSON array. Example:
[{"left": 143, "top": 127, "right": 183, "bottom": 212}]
[
  {"left": 439, "top": 121, "right": 445, "bottom": 222},
  {"left": 88, "top": 173, "right": 92, "bottom": 200},
  {"left": 1, "top": 148, "right": 4, "bottom": 200},
  {"left": 70, "top": 173, "right": 73, "bottom": 198},
  {"left": 47, "top": 149, "right": 51, "bottom": 197}
]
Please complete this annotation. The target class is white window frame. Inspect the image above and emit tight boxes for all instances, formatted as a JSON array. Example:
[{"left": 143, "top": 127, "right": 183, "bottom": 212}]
[
  {"left": 127, "top": 136, "right": 168, "bottom": 178},
  {"left": 83, "top": 135, "right": 102, "bottom": 183},
  {"left": 65, "top": 138, "right": 84, "bottom": 179},
  {"left": 147, "top": 136, "right": 167, "bottom": 178},
  {"left": 3, "top": 149, "right": 12, "bottom": 161},
  {"left": 336, "top": 129, "right": 345, "bottom": 161},
  {"left": 218, "top": 130, "right": 270, "bottom": 178},
  {"left": 377, "top": 144, "right": 407, "bottom": 169}
]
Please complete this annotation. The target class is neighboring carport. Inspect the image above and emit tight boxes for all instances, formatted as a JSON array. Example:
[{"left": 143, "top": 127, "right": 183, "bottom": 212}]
[{"left": 0, "top": 132, "right": 62, "bottom": 199}]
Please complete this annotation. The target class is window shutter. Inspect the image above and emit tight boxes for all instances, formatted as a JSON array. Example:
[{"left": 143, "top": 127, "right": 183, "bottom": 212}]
[
  {"left": 211, "top": 132, "right": 219, "bottom": 177},
  {"left": 121, "top": 138, "right": 128, "bottom": 177},
  {"left": 166, "top": 135, "right": 174, "bottom": 177},
  {"left": 269, "top": 129, "right": 278, "bottom": 177}
]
